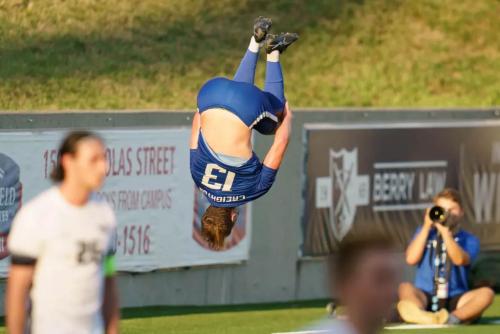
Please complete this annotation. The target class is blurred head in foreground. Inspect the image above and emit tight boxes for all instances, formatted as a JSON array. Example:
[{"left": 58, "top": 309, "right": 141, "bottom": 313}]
[
  {"left": 51, "top": 130, "right": 107, "bottom": 191},
  {"left": 329, "top": 233, "right": 399, "bottom": 334}
]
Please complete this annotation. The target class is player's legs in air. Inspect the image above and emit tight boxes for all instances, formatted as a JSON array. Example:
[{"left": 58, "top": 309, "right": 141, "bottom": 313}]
[
  {"left": 232, "top": 16, "right": 271, "bottom": 84},
  {"left": 233, "top": 17, "right": 297, "bottom": 134}
]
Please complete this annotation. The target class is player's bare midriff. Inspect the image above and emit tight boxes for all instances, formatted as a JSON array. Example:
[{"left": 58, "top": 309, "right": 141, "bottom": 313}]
[{"left": 200, "top": 107, "right": 253, "bottom": 160}]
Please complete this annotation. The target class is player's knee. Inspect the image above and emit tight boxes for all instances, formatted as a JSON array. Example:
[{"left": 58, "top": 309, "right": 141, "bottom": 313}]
[
  {"left": 478, "top": 287, "right": 495, "bottom": 305},
  {"left": 201, "top": 206, "right": 237, "bottom": 250},
  {"left": 398, "top": 282, "right": 414, "bottom": 297}
]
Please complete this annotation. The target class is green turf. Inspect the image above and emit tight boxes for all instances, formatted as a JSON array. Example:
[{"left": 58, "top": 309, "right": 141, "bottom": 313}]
[
  {"left": 0, "top": 0, "right": 499, "bottom": 110},
  {"left": 0, "top": 297, "right": 498, "bottom": 333},
  {"left": 120, "top": 300, "right": 328, "bottom": 334},
  {"left": 119, "top": 297, "right": 500, "bottom": 334}
]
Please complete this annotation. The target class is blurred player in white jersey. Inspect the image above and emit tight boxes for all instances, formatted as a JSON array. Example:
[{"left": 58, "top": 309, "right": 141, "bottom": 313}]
[{"left": 6, "top": 131, "right": 120, "bottom": 334}]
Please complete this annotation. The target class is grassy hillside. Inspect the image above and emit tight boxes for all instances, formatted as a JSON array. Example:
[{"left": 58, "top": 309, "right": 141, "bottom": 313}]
[{"left": 0, "top": 0, "right": 499, "bottom": 110}]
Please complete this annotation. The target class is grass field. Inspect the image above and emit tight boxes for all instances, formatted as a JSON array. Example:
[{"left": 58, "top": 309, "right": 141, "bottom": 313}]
[
  {"left": 1, "top": 297, "right": 498, "bottom": 333},
  {"left": 120, "top": 300, "right": 327, "bottom": 334},
  {"left": 0, "top": 0, "right": 499, "bottom": 110},
  {"left": 120, "top": 297, "right": 500, "bottom": 334}
]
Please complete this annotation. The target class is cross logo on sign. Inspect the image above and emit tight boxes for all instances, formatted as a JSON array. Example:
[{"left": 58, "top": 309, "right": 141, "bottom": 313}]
[{"left": 317, "top": 148, "right": 370, "bottom": 241}]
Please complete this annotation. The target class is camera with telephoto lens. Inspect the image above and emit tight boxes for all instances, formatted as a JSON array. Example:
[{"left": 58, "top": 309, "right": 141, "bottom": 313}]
[{"left": 428, "top": 205, "right": 448, "bottom": 224}]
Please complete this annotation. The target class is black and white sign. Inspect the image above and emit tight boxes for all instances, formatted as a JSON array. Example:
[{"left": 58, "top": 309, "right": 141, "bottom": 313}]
[{"left": 303, "top": 121, "right": 500, "bottom": 256}]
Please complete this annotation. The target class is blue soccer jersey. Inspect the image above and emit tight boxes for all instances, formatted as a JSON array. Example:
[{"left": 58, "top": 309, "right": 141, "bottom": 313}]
[
  {"left": 190, "top": 133, "right": 277, "bottom": 207},
  {"left": 413, "top": 227, "right": 480, "bottom": 297}
]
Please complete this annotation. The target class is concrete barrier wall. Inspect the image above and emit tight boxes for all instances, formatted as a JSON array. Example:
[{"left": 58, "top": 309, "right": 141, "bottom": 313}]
[{"left": 0, "top": 108, "right": 499, "bottom": 312}]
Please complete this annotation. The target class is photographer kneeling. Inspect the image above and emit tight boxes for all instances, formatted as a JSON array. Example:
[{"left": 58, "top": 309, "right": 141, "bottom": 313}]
[{"left": 398, "top": 188, "right": 494, "bottom": 325}]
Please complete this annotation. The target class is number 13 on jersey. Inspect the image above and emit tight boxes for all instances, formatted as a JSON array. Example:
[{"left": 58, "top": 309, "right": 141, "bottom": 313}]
[{"left": 201, "top": 163, "right": 235, "bottom": 191}]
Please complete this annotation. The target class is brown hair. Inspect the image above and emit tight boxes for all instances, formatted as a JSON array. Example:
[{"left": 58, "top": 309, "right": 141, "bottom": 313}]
[
  {"left": 50, "top": 130, "right": 103, "bottom": 183},
  {"left": 433, "top": 188, "right": 463, "bottom": 209},
  {"left": 329, "top": 233, "right": 395, "bottom": 285},
  {"left": 201, "top": 206, "right": 236, "bottom": 250}
]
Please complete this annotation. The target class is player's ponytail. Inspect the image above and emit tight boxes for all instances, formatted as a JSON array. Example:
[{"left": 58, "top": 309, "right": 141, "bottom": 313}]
[
  {"left": 50, "top": 130, "right": 102, "bottom": 183},
  {"left": 201, "top": 206, "right": 236, "bottom": 250}
]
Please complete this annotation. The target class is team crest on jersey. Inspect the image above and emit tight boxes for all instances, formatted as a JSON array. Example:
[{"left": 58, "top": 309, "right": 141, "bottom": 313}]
[
  {"left": 0, "top": 153, "right": 23, "bottom": 259},
  {"left": 329, "top": 148, "right": 369, "bottom": 241}
]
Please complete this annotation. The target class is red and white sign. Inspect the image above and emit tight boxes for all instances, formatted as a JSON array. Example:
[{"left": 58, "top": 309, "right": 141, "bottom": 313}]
[{"left": 0, "top": 128, "right": 251, "bottom": 276}]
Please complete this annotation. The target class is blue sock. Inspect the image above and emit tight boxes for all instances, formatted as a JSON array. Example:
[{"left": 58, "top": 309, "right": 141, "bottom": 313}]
[
  {"left": 263, "top": 61, "right": 285, "bottom": 110},
  {"left": 233, "top": 49, "right": 259, "bottom": 84}
]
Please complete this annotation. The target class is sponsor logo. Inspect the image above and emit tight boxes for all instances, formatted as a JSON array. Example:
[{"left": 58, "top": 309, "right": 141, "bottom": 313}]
[
  {"left": 473, "top": 141, "right": 500, "bottom": 223},
  {"left": 316, "top": 147, "right": 447, "bottom": 240},
  {"left": 328, "top": 149, "right": 369, "bottom": 241},
  {"left": 0, "top": 153, "right": 22, "bottom": 259}
]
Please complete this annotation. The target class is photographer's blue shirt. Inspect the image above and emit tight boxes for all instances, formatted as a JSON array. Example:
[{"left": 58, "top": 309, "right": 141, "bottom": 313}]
[
  {"left": 413, "top": 227, "right": 480, "bottom": 297},
  {"left": 190, "top": 132, "right": 277, "bottom": 207}
]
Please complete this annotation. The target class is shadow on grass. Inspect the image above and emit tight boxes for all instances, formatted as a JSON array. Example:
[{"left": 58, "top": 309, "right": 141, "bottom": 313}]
[
  {"left": 121, "top": 299, "right": 330, "bottom": 320},
  {"left": 0, "top": 0, "right": 371, "bottom": 81},
  {"left": 478, "top": 316, "right": 500, "bottom": 324}
]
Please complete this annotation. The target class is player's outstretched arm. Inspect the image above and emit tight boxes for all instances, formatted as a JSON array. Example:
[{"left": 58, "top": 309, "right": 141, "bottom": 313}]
[
  {"left": 190, "top": 110, "right": 201, "bottom": 149},
  {"left": 6, "top": 264, "right": 34, "bottom": 334},
  {"left": 263, "top": 102, "right": 292, "bottom": 170}
]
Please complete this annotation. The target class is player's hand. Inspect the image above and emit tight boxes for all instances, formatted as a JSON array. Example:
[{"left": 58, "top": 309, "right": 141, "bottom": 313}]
[
  {"left": 423, "top": 208, "right": 433, "bottom": 230},
  {"left": 275, "top": 102, "right": 292, "bottom": 142}
]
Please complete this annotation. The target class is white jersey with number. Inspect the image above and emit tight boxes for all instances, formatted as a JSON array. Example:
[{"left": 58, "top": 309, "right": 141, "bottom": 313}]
[{"left": 8, "top": 187, "right": 116, "bottom": 334}]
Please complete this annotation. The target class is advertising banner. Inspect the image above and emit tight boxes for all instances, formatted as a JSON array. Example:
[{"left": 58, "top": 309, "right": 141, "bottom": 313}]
[
  {"left": 303, "top": 121, "right": 500, "bottom": 255},
  {"left": 0, "top": 128, "right": 250, "bottom": 276}
]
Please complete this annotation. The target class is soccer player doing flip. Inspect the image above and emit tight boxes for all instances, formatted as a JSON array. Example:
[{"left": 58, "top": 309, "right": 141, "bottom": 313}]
[{"left": 190, "top": 17, "right": 298, "bottom": 249}]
